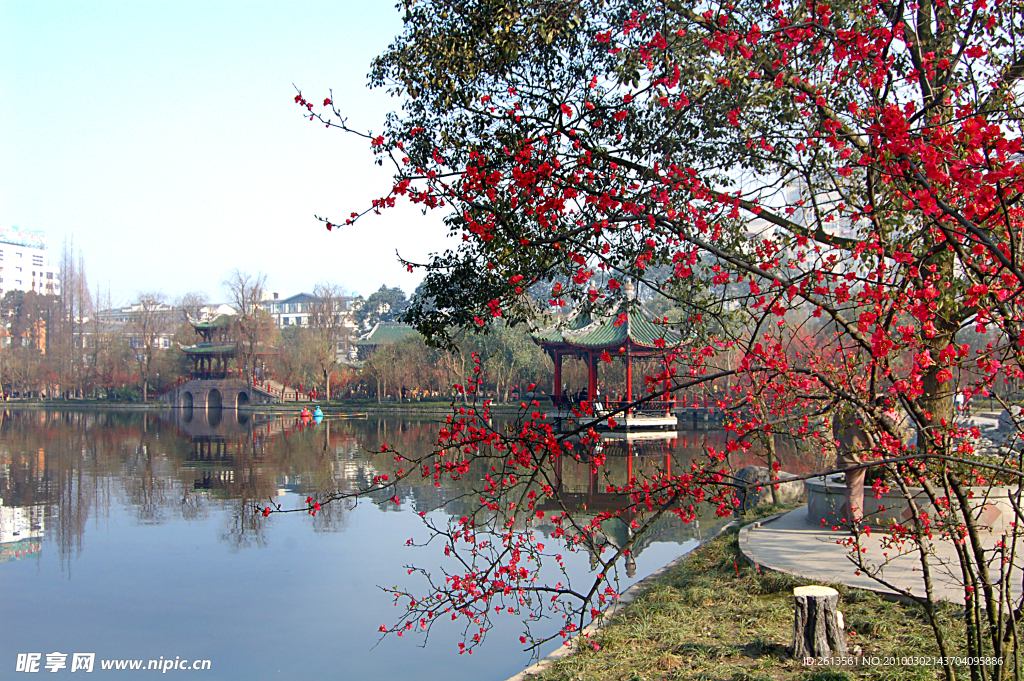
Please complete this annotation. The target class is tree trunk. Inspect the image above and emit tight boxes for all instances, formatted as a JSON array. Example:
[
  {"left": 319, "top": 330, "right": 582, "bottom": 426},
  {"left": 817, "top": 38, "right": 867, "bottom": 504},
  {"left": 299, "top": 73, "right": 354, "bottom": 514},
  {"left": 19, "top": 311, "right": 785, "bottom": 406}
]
[
  {"left": 765, "top": 430, "right": 779, "bottom": 505},
  {"left": 793, "top": 586, "right": 847, "bottom": 659}
]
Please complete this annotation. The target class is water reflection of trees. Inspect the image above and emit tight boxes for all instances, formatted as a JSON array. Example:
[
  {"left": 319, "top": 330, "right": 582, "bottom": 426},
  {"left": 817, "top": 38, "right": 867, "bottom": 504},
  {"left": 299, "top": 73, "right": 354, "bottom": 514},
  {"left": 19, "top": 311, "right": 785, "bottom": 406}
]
[
  {"left": 0, "top": 410, "right": 804, "bottom": 573},
  {"left": 0, "top": 410, "right": 440, "bottom": 559},
  {"left": 338, "top": 409, "right": 833, "bottom": 654}
]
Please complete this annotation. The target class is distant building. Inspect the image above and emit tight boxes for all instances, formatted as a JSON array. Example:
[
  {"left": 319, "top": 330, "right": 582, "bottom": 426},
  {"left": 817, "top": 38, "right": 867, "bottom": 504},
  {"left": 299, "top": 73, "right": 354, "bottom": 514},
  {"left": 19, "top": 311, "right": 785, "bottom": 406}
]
[
  {"left": 94, "top": 301, "right": 179, "bottom": 350},
  {"left": 356, "top": 322, "right": 419, "bottom": 360},
  {"left": 196, "top": 303, "right": 237, "bottom": 321},
  {"left": 262, "top": 292, "right": 316, "bottom": 328},
  {"left": 0, "top": 499, "right": 45, "bottom": 556},
  {"left": 92, "top": 302, "right": 235, "bottom": 353},
  {"left": 0, "top": 226, "right": 60, "bottom": 298},
  {"left": 260, "top": 291, "right": 360, "bottom": 361},
  {"left": 261, "top": 292, "right": 357, "bottom": 329}
]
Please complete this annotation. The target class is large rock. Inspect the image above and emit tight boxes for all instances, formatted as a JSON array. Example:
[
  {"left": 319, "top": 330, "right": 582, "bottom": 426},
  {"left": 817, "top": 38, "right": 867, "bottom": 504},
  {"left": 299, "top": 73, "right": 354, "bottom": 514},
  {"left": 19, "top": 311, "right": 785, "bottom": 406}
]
[
  {"left": 998, "top": 406, "right": 1023, "bottom": 433},
  {"left": 735, "top": 465, "right": 804, "bottom": 512}
]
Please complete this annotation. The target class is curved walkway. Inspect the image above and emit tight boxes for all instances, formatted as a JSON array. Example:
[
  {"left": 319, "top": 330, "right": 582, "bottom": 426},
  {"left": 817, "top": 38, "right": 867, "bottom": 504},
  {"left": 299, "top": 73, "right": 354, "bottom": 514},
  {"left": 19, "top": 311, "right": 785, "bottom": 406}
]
[
  {"left": 505, "top": 505, "right": 1022, "bottom": 680},
  {"left": 739, "top": 505, "right": 1022, "bottom": 605}
]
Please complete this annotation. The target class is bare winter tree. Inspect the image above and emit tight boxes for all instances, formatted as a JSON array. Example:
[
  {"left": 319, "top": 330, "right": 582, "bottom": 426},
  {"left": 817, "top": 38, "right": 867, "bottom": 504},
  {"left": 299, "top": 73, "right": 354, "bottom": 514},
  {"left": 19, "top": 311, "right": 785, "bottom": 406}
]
[
  {"left": 224, "top": 270, "right": 269, "bottom": 389},
  {"left": 55, "top": 239, "right": 91, "bottom": 398},
  {"left": 176, "top": 291, "right": 208, "bottom": 326},
  {"left": 88, "top": 283, "right": 129, "bottom": 399},
  {"left": 308, "top": 282, "right": 350, "bottom": 400},
  {"left": 131, "top": 292, "right": 169, "bottom": 402}
]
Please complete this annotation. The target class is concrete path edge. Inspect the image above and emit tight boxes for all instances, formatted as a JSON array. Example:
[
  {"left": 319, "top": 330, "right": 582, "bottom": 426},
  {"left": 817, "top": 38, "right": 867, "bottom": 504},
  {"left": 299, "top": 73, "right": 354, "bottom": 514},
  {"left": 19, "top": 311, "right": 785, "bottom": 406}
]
[{"left": 738, "top": 507, "right": 923, "bottom": 606}]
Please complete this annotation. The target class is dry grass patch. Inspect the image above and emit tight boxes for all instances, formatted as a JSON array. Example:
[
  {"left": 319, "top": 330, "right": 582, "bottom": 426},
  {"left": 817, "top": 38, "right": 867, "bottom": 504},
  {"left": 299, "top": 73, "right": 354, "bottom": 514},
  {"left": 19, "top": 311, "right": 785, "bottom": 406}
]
[{"left": 538, "top": 516, "right": 965, "bottom": 681}]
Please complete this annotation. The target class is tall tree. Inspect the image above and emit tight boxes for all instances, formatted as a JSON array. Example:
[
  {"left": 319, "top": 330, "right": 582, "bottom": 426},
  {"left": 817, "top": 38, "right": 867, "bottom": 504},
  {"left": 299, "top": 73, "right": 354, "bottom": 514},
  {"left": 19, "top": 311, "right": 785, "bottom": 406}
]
[
  {"left": 308, "top": 282, "right": 350, "bottom": 399},
  {"left": 131, "top": 292, "right": 169, "bottom": 402},
  {"left": 353, "top": 285, "right": 408, "bottom": 330},
  {"left": 225, "top": 270, "right": 270, "bottom": 389},
  {"left": 54, "top": 239, "right": 91, "bottom": 397},
  {"left": 176, "top": 291, "right": 208, "bottom": 325}
]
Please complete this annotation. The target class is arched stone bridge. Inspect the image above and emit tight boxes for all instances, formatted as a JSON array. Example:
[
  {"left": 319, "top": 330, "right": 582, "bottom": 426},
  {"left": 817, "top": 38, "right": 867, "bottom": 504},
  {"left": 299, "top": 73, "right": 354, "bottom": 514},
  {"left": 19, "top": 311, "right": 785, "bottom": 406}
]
[{"left": 165, "top": 379, "right": 274, "bottom": 410}]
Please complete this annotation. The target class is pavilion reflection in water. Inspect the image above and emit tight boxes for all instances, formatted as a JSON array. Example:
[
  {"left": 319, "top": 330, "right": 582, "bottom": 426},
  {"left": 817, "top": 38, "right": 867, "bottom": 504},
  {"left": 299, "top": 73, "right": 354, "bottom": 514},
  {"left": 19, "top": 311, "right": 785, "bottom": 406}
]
[
  {"left": 0, "top": 408, "right": 745, "bottom": 572},
  {"left": 162, "top": 407, "right": 271, "bottom": 497},
  {"left": 159, "top": 408, "right": 379, "bottom": 501},
  {"left": 536, "top": 432, "right": 726, "bottom": 577}
]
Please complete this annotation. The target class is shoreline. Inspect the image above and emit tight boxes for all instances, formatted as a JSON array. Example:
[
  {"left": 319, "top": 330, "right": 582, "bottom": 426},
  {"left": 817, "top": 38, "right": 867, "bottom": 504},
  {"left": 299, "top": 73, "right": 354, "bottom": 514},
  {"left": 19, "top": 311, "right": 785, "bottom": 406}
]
[
  {"left": 0, "top": 399, "right": 524, "bottom": 416},
  {"left": 2, "top": 400, "right": 171, "bottom": 411},
  {"left": 503, "top": 516, "right": 743, "bottom": 681}
]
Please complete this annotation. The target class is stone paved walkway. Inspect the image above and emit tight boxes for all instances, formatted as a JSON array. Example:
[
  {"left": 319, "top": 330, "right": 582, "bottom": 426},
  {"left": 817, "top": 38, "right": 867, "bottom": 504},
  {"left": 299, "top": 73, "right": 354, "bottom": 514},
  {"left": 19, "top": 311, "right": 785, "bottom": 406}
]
[{"left": 739, "top": 506, "right": 1023, "bottom": 604}]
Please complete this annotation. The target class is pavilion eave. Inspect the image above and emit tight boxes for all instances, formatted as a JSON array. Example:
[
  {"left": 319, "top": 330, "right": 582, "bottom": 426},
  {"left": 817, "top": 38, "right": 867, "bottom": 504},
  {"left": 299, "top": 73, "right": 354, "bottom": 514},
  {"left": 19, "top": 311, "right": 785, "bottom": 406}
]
[{"left": 530, "top": 298, "right": 686, "bottom": 411}]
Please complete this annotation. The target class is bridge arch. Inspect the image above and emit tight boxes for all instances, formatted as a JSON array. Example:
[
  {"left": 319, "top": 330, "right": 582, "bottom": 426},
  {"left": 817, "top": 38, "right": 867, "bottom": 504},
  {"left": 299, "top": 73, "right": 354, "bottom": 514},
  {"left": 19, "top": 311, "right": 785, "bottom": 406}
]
[
  {"left": 236, "top": 391, "right": 250, "bottom": 408},
  {"left": 181, "top": 391, "right": 194, "bottom": 409},
  {"left": 206, "top": 405, "right": 223, "bottom": 428},
  {"left": 207, "top": 389, "right": 223, "bottom": 410}
]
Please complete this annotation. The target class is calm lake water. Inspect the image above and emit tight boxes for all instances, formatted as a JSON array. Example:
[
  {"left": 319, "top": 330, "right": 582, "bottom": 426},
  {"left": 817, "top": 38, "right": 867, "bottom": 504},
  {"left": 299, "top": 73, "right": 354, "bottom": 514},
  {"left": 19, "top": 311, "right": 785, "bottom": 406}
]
[{"left": 0, "top": 408, "right": 750, "bottom": 680}]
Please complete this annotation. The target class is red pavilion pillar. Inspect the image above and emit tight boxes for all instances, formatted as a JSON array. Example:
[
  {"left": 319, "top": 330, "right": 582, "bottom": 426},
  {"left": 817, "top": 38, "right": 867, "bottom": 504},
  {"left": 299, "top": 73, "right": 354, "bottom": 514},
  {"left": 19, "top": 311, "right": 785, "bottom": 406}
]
[
  {"left": 587, "top": 351, "right": 597, "bottom": 402},
  {"left": 553, "top": 352, "right": 563, "bottom": 397},
  {"left": 625, "top": 347, "right": 633, "bottom": 411}
]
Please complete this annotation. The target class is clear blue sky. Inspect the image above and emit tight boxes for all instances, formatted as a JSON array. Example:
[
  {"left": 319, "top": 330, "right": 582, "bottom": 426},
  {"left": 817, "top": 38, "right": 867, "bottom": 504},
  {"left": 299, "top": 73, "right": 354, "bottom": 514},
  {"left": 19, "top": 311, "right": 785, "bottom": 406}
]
[{"left": 0, "top": 1, "right": 447, "bottom": 304}]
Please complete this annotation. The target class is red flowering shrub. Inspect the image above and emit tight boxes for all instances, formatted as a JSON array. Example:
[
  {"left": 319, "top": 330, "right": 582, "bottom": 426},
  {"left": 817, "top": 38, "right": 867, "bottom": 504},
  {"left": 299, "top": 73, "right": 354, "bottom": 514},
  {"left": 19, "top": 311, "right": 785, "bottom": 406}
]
[{"left": 292, "top": 0, "right": 1024, "bottom": 671}]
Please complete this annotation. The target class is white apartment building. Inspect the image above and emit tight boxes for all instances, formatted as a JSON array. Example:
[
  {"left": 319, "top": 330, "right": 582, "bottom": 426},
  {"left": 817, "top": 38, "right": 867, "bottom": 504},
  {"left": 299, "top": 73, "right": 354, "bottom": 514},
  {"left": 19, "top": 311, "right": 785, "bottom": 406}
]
[
  {"left": 261, "top": 291, "right": 359, "bottom": 360},
  {"left": 0, "top": 226, "right": 61, "bottom": 298},
  {"left": 261, "top": 292, "right": 358, "bottom": 329},
  {"left": 94, "top": 301, "right": 179, "bottom": 350}
]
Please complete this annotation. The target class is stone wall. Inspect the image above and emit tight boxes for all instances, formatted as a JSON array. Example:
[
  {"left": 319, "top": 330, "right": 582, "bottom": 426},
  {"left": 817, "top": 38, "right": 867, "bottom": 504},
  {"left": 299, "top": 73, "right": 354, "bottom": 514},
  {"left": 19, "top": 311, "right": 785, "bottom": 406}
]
[{"left": 806, "top": 475, "right": 1016, "bottom": 532}]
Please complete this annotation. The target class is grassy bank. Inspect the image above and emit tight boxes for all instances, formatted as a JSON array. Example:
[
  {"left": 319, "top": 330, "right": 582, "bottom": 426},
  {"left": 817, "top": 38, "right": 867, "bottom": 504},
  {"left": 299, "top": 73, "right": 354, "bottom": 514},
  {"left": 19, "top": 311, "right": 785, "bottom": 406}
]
[{"left": 538, "top": 516, "right": 965, "bottom": 681}]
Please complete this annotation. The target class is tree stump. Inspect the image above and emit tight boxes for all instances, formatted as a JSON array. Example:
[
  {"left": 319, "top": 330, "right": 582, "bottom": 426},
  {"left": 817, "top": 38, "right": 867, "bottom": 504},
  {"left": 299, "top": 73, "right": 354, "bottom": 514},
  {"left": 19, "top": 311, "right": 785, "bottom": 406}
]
[{"left": 792, "top": 586, "right": 847, "bottom": 659}]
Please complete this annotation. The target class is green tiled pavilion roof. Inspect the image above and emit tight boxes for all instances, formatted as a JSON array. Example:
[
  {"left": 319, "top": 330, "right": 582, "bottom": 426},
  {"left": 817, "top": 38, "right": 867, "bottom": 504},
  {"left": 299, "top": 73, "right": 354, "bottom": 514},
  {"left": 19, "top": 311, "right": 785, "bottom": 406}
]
[
  {"left": 182, "top": 342, "right": 237, "bottom": 355},
  {"left": 356, "top": 322, "right": 420, "bottom": 346},
  {"left": 191, "top": 315, "right": 235, "bottom": 330},
  {"left": 532, "top": 301, "right": 684, "bottom": 350}
]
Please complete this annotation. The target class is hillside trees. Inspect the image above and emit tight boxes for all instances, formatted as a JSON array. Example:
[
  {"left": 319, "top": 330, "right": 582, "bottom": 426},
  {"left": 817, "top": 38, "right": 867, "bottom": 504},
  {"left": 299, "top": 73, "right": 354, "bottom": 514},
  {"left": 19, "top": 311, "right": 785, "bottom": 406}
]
[
  {"left": 293, "top": 0, "right": 1024, "bottom": 666},
  {"left": 352, "top": 285, "right": 409, "bottom": 330}
]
